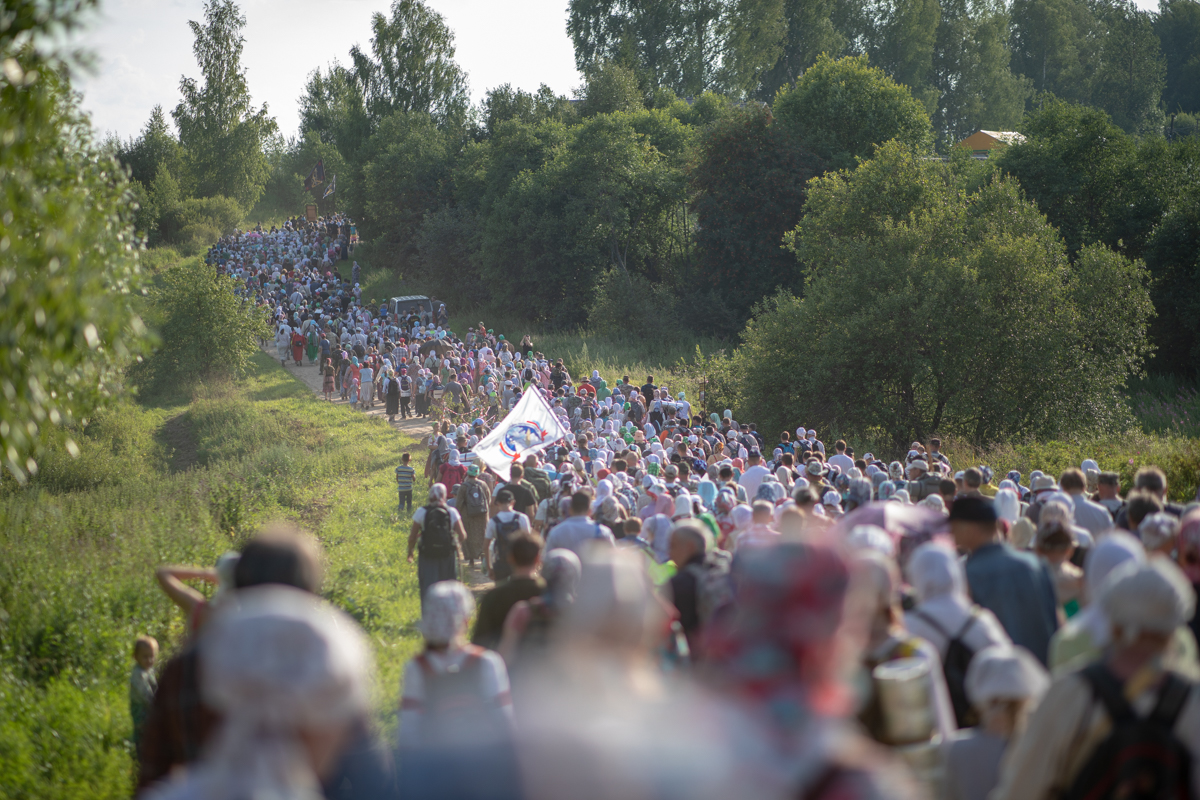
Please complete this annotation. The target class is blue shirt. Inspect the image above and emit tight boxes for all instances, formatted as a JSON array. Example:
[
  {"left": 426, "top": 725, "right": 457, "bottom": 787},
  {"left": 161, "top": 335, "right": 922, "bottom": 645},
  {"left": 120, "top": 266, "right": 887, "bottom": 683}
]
[{"left": 964, "top": 542, "right": 1059, "bottom": 665}]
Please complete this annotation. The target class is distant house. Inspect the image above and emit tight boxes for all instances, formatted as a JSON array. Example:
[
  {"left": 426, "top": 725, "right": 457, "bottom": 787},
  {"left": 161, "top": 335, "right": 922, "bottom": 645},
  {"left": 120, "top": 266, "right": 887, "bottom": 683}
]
[{"left": 958, "top": 130, "right": 1026, "bottom": 158}]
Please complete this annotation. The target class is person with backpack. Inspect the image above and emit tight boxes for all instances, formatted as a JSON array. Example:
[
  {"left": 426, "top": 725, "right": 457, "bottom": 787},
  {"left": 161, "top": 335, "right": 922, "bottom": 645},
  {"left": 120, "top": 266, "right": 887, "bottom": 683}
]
[
  {"left": 853, "top": 550, "right": 957, "bottom": 752},
  {"left": 393, "top": 367, "right": 411, "bottom": 419},
  {"left": 945, "top": 645, "right": 1050, "bottom": 800},
  {"left": 485, "top": 490, "right": 532, "bottom": 583},
  {"left": 406, "top": 485, "right": 467, "bottom": 606},
  {"left": 993, "top": 559, "right": 1200, "bottom": 800},
  {"left": 397, "top": 581, "right": 518, "bottom": 798},
  {"left": 455, "top": 464, "right": 490, "bottom": 567},
  {"left": 904, "top": 542, "right": 1013, "bottom": 729},
  {"left": 665, "top": 520, "right": 731, "bottom": 658}
]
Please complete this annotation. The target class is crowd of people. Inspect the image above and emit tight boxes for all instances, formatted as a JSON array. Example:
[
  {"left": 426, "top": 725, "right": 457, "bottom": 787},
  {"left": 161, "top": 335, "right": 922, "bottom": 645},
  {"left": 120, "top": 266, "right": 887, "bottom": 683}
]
[{"left": 128, "top": 222, "right": 1200, "bottom": 799}]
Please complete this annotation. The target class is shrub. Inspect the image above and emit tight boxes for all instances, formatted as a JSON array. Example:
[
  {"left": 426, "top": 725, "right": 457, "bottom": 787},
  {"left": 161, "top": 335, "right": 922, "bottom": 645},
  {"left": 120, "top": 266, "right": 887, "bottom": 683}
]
[
  {"left": 135, "top": 258, "right": 268, "bottom": 389},
  {"left": 588, "top": 269, "right": 679, "bottom": 340}
]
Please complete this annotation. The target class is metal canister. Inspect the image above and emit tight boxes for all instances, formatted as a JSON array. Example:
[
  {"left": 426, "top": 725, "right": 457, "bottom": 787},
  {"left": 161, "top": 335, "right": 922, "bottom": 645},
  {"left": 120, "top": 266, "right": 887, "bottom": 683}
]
[{"left": 872, "top": 657, "right": 936, "bottom": 745}]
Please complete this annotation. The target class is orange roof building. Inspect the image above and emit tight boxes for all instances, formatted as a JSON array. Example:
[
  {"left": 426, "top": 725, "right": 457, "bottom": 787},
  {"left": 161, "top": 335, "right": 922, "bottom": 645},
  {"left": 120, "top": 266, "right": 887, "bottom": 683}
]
[{"left": 958, "top": 130, "right": 1026, "bottom": 157}]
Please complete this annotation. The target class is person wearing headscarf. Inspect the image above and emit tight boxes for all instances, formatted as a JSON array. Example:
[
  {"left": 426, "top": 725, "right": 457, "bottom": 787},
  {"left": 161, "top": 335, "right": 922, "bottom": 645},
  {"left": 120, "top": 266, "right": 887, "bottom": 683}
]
[
  {"left": 1048, "top": 531, "right": 1200, "bottom": 678},
  {"left": 854, "top": 550, "right": 957, "bottom": 750},
  {"left": 144, "top": 586, "right": 383, "bottom": 800},
  {"left": 398, "top": 581, "right": 518, "bottom": 798},
  {"left": 903, "top": 543, "right": 1013, "bottom": 725},
  {"left": 702, "top": 541, "right": 919, "bottom": 800},
  {"left": 438, "top": 449, "right": 467, "bottom": 491},
  {"left": 993, "top": 559, "right": 1200, "bottom": 800},
  {"left": 1177, "top": 509, "right": 1200, "bottom": 644},
  {"left": 407, "top": 485, "right": 468, "bottom": 604},
  {"left": 945, "top": 646, "right": 1049, "bottom": 800}
]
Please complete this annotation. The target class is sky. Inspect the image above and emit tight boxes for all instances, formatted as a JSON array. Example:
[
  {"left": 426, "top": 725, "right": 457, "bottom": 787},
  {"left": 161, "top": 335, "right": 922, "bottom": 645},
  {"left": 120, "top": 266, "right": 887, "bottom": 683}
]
[
  {"left": 72, "top": 0, "right": 1162, "bottom": 141},
  {"left": 71, "top": 0, "right": 583, "bottom": 140}
]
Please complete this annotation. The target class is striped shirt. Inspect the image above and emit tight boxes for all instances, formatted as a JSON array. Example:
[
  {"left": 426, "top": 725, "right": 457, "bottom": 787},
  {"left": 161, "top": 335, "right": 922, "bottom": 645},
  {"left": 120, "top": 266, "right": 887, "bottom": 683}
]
[{"left": 395, "top": 464, "right": 416, "bottom": 492}]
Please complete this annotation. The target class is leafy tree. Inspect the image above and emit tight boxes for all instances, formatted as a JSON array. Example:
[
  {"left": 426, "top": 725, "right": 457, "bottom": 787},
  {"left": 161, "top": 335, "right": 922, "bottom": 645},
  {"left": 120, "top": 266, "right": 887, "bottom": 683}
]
[
  {"left": 479, "top": 111, "right": 692, "bottom": 326},
  {"left": 579, "top": 60, "right": 646, "bottom": 116},
  {"left": 1089, "top": 0, "right": 1165, "bottom": 134},
  {"left": 1, "top": 13, "right": 151, "bottom": 482},
  {"left": 413, "top": 205, "right": 485, "bottom": 306},
  {"left": 568, "top": 0, "right": 690, "bottom": 93},
  {"left": 753, "top": 0, "right": 846, "bottom": 99},
  {"left": 772, "top": 54, "right": 933, "bottom": 169},
  {"left": 994, "top": 98, "right": 1139, "bottom": 257},
  {"left": 482, "top": 84, "right": 575, "bottom": 136},
  {"left": 690, "top": 104, "right": 824, "bottom": 331},
  {"left": 1156, "top": 0, "right": 1200, "bottom": 113},
  {"left": 718, "top": 0, "right": 790, "bottom": 99},
  {"left": 349, "top": 0, "right": 469, "bottom": 125},
  {"left": 742, "top": 141, "right": 1151, "bottom": 446},
  {"left": 298, "top": 61, "right": 370, "bottom": 157},
  {"left": 140, "top": 260, "right": 267, "bottom": 387},
  {"left": 1010, "top": 0, "right": 1165, "bottom": 133},
  {"left": 118, "top": 105, "right": 184, "bottom": 187},
  {"left": 1010, "top": 0, "right": 1097, "bottom": 99},
  {"left": 361, "top": 112, "right": 454, "bottom": 269},
  {"left": 172, "top": 0, "right": 277, "bottom": 208},
  {"left": 929, "top": 0, "right": 1029, "bottom": 146},
  {"left": 1145, "top": 179, "right": 1200, "bottom": 375},
  {"left": 855, "top": 0, "right": 943, "bottom": 111}
]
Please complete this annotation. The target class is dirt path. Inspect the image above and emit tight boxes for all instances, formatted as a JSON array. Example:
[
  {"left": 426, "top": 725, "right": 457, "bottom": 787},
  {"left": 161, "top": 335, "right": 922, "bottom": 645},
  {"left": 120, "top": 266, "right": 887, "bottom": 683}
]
[
  {"left": 264, "top": 347, "right": 432, "bottom": 439},
  {"left": 263, "top": 347, "right": 495, "bottom": 593}
]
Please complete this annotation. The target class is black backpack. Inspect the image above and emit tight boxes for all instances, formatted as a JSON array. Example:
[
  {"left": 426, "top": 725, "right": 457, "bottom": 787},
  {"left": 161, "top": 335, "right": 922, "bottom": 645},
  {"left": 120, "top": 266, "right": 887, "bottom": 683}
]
[
  {"left": 1063, "top": 663, "right": 1192, "bottom": 800},
  {"left": 492, "top": 514, "right": 523, "bottom": 568},
  {"left": 911, "top": 608, "right": 980, "bottom": 728},
  {"left": 419, "top": 505, "right": 456, "bottom": 559}
]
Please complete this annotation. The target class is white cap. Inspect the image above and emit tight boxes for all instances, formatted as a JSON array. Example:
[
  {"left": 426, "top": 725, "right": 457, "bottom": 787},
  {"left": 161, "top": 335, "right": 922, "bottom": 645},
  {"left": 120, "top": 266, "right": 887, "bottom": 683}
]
[{"left": 965, "top": 645, "right": 1049, "bottom": 706}]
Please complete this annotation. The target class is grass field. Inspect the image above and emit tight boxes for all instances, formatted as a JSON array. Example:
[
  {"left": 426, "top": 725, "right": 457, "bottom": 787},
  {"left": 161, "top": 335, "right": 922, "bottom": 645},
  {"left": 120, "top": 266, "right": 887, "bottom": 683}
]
[{"left": 0, "top": 353, "right": 427, "bottom": 800}]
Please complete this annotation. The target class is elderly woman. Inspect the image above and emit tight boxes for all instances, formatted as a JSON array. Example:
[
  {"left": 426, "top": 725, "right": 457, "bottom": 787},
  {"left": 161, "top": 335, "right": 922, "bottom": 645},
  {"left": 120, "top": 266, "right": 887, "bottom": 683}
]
[
  {"left": 904, "top": 542, "right": 1013, "bottom": 727},
  {"left": 703, "top": 541, "right": 919, "bottom": 799},
  {"left": 145, "top": 586, "right": 380, "bottom": 800},
  {"left": 945, "top": 645, "right": 1049, "bottom": 800},
  {"left": 407, "top": 485, "right": 468, "bottom": 604},
  {"left": 399, "top": 581, "right": 518, "bottom": 798}
]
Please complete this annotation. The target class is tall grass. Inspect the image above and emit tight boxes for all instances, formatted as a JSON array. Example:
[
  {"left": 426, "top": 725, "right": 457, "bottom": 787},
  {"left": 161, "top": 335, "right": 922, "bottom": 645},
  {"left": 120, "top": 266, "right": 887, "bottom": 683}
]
[
  {"left": 0, "top": 354, "right": 429, "bottom": 799},
  {"left": 941, "top": 432, "right": 1200, "bottom": 503},
  {"left": 1127, "top": 374, "right": 1200, "bottom": 439}
]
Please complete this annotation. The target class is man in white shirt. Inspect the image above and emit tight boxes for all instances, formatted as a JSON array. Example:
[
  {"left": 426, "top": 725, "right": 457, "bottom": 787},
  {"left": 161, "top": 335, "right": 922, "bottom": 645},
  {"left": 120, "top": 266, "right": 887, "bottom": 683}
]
[
  {"left": 737, "top": 449, "right": 773, "bottom": 500},
  {"left": 827, "top": 439, "right": 855, "bottom": 474},
  {"left": 485, "top": 489, "right": 532, "bottom": 582}
]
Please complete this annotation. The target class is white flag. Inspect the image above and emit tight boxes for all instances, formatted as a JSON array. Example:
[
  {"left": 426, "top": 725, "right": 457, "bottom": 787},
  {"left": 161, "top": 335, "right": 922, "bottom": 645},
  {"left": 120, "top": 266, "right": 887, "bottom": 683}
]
[{"left": 472, "top": 389, "right": 571, "bottom": 483}]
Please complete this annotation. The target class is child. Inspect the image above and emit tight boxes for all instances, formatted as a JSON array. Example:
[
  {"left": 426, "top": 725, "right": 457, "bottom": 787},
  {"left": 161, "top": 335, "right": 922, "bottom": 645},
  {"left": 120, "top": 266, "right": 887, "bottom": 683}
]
[{"left": 129, "top": 635, "right": 158, "bottom": 748}]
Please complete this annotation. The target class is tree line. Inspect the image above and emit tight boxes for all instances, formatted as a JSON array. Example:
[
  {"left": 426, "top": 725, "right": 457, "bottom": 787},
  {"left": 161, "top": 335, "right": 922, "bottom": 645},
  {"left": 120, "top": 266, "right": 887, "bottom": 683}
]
[{"left": 7, "top": 0, "right": 1197, "bottom": 479}]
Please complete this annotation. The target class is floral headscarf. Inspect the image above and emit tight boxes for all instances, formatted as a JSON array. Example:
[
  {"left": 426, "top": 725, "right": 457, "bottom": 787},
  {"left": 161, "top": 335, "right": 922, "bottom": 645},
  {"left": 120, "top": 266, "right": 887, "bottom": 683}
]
[{"left": 706, "top": 540, "right": 854, "bottom": 727}]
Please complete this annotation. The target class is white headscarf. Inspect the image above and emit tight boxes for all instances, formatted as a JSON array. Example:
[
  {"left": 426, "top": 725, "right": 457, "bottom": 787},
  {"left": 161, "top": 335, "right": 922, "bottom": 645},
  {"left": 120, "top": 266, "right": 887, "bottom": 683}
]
[
  {"left": 420, "top": 581, "right": 475, "bottom": 646},
  {"left": 645, "top": 514, "right": 673, "bottom": 563},
  {"left": 153, "top": 587, "right": 371, "bottom": 800},
  {"left": 1068, "top": 532, "right": 1145, "bottom": 652}
]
